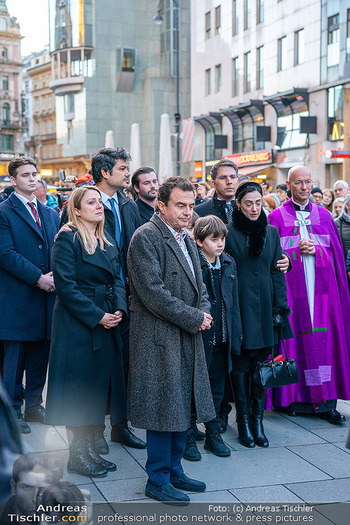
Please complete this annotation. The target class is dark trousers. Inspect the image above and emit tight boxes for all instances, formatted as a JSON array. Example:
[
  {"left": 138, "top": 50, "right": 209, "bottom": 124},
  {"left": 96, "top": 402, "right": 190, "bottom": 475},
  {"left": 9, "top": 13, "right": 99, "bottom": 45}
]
[
  {"left": 231, "top": 349, "right": 268, "bottom": 374},
  {"left": 2, "top": 340, "right": 50, "bottom": 414},
  {"left": 205, "top": 344, "right": 227, "bottom": 431},
  {"left": 146, "top": 430, "right": 186, "bottom": 486}
]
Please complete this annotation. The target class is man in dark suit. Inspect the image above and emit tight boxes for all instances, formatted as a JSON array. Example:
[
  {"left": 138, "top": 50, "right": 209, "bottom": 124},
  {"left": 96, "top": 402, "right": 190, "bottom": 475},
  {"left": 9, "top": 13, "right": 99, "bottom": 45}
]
[
  {"left": 90, "top": 147, "right": 145, "bottom": 451},
  {"left": 194, "top": 159, "right": 239, "bottom": 223},
  {"left": 131, "top": 166, "right": 159, "bottom": 225},
  {"left": 0, "top": 157, "right": 59, "bottom": 434}
]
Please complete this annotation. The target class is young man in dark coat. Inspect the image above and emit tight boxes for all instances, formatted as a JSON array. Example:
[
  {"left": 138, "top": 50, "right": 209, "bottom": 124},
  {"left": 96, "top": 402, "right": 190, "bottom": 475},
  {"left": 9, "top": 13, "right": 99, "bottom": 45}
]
[
  {"left": 89, "top": 148, "right": 145, "bottom": 451},
  {"left": 183, "top": 215, "right": 243, "bottom": 461},
  {"left": 131, "top": 166, "right": 159, "bottom": 225},
  {"left": 127, "top": 177, "right": 215, "bottom": 504},
  {"left": 0, "top": 157, "right": 59, "bottom": 434}
]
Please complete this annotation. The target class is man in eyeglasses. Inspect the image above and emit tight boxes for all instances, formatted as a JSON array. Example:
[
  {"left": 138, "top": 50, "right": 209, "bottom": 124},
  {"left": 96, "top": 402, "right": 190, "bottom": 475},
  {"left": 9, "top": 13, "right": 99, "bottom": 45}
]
[
  {"left": 194, "top": 159, "right": 239, "bottom": 224},
  {"left": 268, "top": 165, "right": 350, "bottom": 424}
]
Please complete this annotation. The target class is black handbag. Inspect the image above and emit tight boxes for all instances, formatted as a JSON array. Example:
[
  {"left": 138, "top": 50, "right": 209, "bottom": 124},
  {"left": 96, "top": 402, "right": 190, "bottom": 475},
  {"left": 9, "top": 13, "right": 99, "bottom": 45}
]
[{"left": 253, "top": 334, "right": 299, "bottom": 389}]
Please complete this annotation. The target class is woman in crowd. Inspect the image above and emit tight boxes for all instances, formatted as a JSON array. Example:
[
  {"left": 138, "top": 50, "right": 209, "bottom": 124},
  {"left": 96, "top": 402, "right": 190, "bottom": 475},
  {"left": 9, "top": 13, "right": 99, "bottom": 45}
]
[
  {"left": 333, "top": 197, "right": 344, "bottom": 218},
  {"left": 322, "top": 188, "right": 335, "bottom": 212},
  {"left": 225, "top": 182, "right": 293, "bottom": 449},
  {"left": 45, "top": 186, "right": 127, "bottom": 478}
]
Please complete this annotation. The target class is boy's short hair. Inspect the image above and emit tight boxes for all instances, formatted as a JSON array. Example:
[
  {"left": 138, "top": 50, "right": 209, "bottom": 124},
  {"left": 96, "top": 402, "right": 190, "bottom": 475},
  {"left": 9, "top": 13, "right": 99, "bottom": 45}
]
[{"left": 193, "top": 215, "right": 228, "bottom": 242}]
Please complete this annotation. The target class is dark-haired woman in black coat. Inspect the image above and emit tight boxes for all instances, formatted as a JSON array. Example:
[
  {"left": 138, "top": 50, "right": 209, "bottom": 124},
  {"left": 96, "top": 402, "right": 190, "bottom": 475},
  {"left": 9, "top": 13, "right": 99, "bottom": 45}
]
[{"left": 225, "top": 182, "right": 293, "bottom": 449}]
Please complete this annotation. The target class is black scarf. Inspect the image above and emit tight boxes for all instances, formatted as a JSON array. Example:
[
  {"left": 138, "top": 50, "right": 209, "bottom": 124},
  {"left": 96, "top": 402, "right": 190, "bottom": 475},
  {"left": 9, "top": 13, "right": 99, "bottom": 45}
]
[{"left": 232, "top": 205, "right": 268, "bottom": 257}]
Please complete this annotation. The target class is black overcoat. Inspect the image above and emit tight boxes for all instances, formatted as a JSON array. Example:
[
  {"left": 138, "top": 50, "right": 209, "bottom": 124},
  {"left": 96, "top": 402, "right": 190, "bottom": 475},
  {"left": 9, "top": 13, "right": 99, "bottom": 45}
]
[
  {"left": 127, "top": 214, "right": 216, "bottom": 432},
  {"left": 225, "top": 222, "right": 293, "bottom": 350},
  {"left": 45, "top": 228, "right": 127, "bottom": 426},
  {"left": 200, "top": 251, "right": 243, "bottom": 371}
]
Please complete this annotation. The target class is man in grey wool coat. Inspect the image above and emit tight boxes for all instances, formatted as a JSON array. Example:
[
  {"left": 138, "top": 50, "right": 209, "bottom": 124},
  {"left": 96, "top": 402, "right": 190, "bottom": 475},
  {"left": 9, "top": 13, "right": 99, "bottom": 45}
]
[{"left": 127, "top": 177, "right": 216, "bottom": 504}]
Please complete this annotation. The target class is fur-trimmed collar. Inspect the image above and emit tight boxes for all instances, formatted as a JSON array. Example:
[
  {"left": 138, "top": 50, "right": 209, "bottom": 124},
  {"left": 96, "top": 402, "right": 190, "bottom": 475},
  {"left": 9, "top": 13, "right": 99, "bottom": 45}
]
[{"left": 231, "top": 206, "right": 268, "bottom": 257}]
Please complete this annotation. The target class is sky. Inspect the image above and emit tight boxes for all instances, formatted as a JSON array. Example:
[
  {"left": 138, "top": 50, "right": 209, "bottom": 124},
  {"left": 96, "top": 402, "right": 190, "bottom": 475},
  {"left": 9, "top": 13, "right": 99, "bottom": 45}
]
[{"left": 6, "top": 0, "right": 49, "bottom": 56}]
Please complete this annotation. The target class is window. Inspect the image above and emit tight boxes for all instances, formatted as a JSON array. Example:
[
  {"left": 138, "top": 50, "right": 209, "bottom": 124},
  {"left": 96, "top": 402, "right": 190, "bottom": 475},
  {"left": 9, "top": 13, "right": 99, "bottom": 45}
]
[
  {"left": 327, "top": 14, "right": 340, "bottom": 67},
  {"left": 346, "top": 10, "right": 350, "bottom": 62},
  {"left": 49, "top": 119, "right": 53, "bottom": 134},
  {"left": 36, "top": 122, "right": 40, "bottom": 135},
  {"left": 295, "top": 29, "right": 304, "bottom": 65},
  {"left": 215, "top": 64, "right": 221, "bottom": 92},
  {"left": 278, "top": 36, "right": 287, "bottom": 71},
  {"left": 328, "top": 85, "right": 343, "bottom": 141},
  {"left": 25, "top": 80, "right": 29, "bottom": 93},
  {"left": 205, "top": 11, "right": 211, "bottom": 39},
  {"left": 0, "top": 134, "right": 14, "bottom": 151},
  {"left": 276, "top": 112, "right": 308, "bottom": 149},
  {"left": 257, "top": 46, "right": 264, "bottom": 89},
  {"left": 215, "top": 6, "right": 221, "bottom": 35},
  {"left": 205, "top": 68, "right": 211, "bottom": 96},
  {"left": 1, "top": 47, "right": 8, "bottom": 59},
  {"left": 244, "top": 51, "right": 251, "bottom": 92},
  {"left": 244, "top": 0, "right": 252, "bottom": 31},
  {"left": 257, "top": 0, "right": 264, "bottom": 24},
  {"left": 1, "top": 18, "right": 7, "bottom": 31},
  {"left": 48, "top": 95, "right": 52, "bottom": 110},
  {"left": 43, "top": 121, "right": 47, "bottom": 135},
  {"left": 35, "top": 98, "right": 39, "bottom": 112},
  {"left": 64, "top": 94, "right": 75, "bottom": 115},
  {"left": 42, "top": 97, "right": 46, "bottom": 110},
  {"left": 232, "top": 0, "right": 238, "bottom": 36},
  {"left": 2, "top": 75, "right": 8, "bottom": 90},
  {"left": 3, "top": 103, "right": 10, "bottom": 124},
  {"left": 232, "top": 57, "right": 239, "bottom": 96}
]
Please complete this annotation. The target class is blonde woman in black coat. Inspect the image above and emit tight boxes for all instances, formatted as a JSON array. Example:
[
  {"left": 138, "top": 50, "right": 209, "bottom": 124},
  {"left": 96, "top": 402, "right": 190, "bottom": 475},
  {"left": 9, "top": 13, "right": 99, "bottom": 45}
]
[
  {"left": 46, "top": 186, "right": 127, "bottom": 478},
  {"left": 225, "top": 182, "right": 293, "bottom": 449}
]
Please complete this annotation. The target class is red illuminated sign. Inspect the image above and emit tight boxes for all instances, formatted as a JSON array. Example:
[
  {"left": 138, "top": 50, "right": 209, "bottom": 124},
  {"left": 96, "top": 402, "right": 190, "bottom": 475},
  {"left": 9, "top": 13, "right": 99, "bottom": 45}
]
[{"left": 223, "top": 151, "right": 271, "bottom": 167}]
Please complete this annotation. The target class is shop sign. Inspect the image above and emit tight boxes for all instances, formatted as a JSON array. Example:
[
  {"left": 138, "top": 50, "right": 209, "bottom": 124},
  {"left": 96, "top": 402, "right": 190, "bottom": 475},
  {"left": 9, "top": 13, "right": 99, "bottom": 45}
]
[{"left": 223, "top": 150, "right": 271, "bottom": 167}]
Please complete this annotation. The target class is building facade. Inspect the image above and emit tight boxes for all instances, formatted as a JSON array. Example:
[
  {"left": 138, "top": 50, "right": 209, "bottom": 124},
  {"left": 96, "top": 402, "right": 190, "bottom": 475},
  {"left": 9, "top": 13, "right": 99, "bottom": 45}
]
[
  {"left": 189, "top": 0, "right": 350, "bottom": 188},
  {"left": 48, "top": 0, "right": 191, "bottom": 179},
  {"left": 0, "top": 0, "right": 25, "bottom": 183}
]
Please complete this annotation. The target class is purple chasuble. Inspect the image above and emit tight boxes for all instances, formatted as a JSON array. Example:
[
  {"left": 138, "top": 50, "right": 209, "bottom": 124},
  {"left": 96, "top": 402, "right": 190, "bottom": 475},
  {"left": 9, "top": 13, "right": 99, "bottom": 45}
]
[{"left": 267, "top": 199, "right": 350, "bottom": 408}]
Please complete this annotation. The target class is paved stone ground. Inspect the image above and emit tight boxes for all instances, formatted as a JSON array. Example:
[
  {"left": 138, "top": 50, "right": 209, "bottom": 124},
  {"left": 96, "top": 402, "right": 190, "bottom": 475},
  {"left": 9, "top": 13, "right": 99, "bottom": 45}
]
[{"left": 21, "top": 400, "right": 350, "bottom": 507}]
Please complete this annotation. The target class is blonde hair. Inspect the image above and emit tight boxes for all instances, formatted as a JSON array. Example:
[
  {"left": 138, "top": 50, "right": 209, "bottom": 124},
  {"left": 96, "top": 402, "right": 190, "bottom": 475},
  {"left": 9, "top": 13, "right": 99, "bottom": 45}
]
[{"left": 64, "top": 186, "right": 111, "bottom": 254}]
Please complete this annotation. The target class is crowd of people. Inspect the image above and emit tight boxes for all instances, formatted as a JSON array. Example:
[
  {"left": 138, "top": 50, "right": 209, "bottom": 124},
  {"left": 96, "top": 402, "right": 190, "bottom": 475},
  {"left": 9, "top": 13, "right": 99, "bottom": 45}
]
[{"left": 0, "top": 150, "right": 350, "bottom": 506}]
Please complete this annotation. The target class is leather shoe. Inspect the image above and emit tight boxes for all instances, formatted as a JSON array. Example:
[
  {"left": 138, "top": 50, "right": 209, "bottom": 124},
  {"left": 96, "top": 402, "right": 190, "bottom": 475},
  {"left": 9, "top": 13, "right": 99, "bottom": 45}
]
[
  {"left": 318, "top": 409, "right": 346, "bottom": 425},
  {"left": 145, "top": 481, "right": 190, "bottom": 505},
  {"left": 25, "top": 405, "right": 45, "bottom": 423},
  {"left": 171, "top": 473, "right": 206, "bottom": 492},
  {"left": 111, "top": 424, "right": 146, "bottom": 449},
  {"left": 17, "top": 413, "right": 31, "bottom": 434}
]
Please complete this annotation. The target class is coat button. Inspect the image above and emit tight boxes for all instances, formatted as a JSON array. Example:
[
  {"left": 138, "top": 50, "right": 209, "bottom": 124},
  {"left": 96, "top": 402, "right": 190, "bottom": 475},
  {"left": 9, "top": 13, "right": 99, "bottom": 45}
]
[
  {"left": 212, "top": 299, "right": 216, "bottom": 304},
  {"left": 208, "top": 341, "right": 213, "bottom": 346},
  {"left": 240, "top": 336, "right": 244, "bottom": 342},
  {"left": 255, "top": 289, "right": 259, "bottom": 294},
  {"left": 230, "top": 274, "right": 235, "bottom": 278},
  {"left": 40, "top": 264, "right": 45, "bottom": 270},
  {"left": 172, "top": 271, "right": 177, "bottom": 276},
  {"left": 254, "top": 271, "right": 258, "bottom": 276},
  {"left": 38, "top": 245, "right": 43, "bottom": 249}
]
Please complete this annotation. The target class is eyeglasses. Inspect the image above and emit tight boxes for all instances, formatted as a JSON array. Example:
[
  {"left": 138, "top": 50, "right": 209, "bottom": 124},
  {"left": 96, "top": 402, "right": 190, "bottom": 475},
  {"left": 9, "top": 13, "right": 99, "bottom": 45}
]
[
  {"left": 291, "top": 180, "right": 313, "bottom": 187},
  {"left": 216, "top": 175, "right": 238, "bottom": 181}
]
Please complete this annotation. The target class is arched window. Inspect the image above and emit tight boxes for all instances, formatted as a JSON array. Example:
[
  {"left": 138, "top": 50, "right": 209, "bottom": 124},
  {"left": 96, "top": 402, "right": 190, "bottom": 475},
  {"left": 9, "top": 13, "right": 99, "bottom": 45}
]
[
  {"left": 3, "top": 103, "right": 10, "bottom": 124},
  {"left": 1, "top": 18, "right": 7, "bottom": 31}
]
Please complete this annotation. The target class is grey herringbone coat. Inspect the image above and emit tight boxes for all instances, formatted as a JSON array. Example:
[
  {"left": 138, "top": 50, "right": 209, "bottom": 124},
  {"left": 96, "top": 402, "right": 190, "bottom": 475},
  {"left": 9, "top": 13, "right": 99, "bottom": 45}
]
[{"left": 127, "top": 214, "right": 216, "bottom": 432}]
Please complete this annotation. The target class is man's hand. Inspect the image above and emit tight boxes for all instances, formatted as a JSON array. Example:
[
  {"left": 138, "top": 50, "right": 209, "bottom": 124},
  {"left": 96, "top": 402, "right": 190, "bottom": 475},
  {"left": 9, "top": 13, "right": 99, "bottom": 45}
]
[
  {"left": 99, "top": 313, "right": 120, "bottom": 329},
  {"left": 199, "top": 312, "right": 213, "bottom": 331},
  {"left": 276, "top": 253, "right": 289, "bottom": 273},
  {"left": 36, "top": 272, "right": 55, "bottom": 292},
  {"left": 299, "top": 238, "right": 315, "bottom": 255}
]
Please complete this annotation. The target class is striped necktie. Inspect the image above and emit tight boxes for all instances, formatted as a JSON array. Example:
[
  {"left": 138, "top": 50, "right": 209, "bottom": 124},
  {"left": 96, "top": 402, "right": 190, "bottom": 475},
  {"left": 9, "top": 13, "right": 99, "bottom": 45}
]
[{"left": 28, "top": 202, "right": 41, "bottom": 227}]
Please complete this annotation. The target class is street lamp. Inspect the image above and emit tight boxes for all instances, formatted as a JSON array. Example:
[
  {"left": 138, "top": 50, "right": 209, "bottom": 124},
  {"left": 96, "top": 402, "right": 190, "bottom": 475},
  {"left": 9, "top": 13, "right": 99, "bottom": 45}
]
[{"left": 154, "top": 0, "right": 181, "bottom": 176}]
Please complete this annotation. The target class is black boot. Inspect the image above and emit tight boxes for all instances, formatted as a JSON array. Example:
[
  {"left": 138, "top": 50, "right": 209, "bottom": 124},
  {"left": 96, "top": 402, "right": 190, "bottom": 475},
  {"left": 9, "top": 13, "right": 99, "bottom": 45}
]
[
  {"left": 218, "top": 404, "right": 232, "bottom": 433},
  {"left": 67, "top": 439, "right": 108, "bottom": 478},
  {"left": 204, "top": 429, "right": 231, "bottom": 457},
  {"left": 251, "top": 378, "right": 269, "bottom": 448},
  {"left": 93, "top": 427, "right": 109, "bottom": 455},
  {"left": 183, "top": 429, "right": 201, "bottom": 461},
  {"left": 231, "top": 371, "right": 255, "bottom": 448},
  {"left": 84, "top": 433, "right": 117, "bottom": 471}
]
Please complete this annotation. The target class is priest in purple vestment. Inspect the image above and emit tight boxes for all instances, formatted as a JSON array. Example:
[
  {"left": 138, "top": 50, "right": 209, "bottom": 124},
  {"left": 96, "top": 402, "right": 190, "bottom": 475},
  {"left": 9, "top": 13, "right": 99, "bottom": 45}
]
[{"left": 268, "top": 165, "right": 350, "bottom": 424}]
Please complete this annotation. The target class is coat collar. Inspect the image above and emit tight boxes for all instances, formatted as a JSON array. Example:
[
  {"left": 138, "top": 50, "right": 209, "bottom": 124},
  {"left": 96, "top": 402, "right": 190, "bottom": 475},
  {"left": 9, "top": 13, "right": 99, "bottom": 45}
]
[
  {"left": 9, "top": 192, "right": 44, "bottom": 239},
  {"left": 150, "top": 214, "right": 200, "bottom": 291},
  {"left": 68, "top": 225, "right": 116, "bottom": 276}
]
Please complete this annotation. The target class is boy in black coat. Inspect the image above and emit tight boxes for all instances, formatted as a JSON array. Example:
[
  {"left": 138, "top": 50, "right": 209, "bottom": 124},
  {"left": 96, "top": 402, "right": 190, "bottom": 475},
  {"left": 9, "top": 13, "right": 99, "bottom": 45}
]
[{"left": 184, "top": 215, "right": 243, "bottom": 460}]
